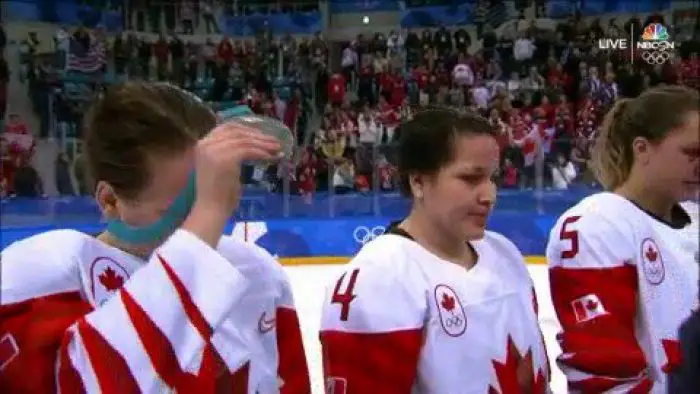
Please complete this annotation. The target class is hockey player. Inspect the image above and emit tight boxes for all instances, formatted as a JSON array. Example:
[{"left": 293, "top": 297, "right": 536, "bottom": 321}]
[
  {"left": 0, "top": 82, "right": 310, "bottom": 393},
  {"left": 546, "top": 85, "right": 699, "bottom": 392},
  {"left": 668, "top": 199, "right": 700, "bottom": 393},
  {"left": 320, "top": 109, "right": 549, "bottom": 393}
]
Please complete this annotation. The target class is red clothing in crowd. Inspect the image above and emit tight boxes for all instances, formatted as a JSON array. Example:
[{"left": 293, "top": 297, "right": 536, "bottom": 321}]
[
  {"left": 284, "top": 96, "right": 301, "bottom": 134},
  {"left": 502, "top": 163, "right": 518, "bottom": 187},
  {"left": 6, "top": 121, "right": 28, "bottom": 135},
  {"left": 153, "top": 39, "right": 169, "bottom": 63},
  {"left": 680, "top": 58, "right": 700, "bottom": 89},
  {"left": 379, "top": 73, "right": 394, "bottom": 94},
  {"left": 389, "top": 76, "right": 406, "bottom": 107},
  {"left": 4, "top": 120, "right": 34, "bottom": 157},
  {"left": 554, "top": 102, "right": 575, "bottom": 135},
  {"left": 328, "top": 73, "right": 346, "bottom": 105},
  {"left": 217, "top": 39, "right": 234, "bottom": 64},
  {"left": 0, "top": 154, "right": 16, "bottom": 194},
  {"left": 535, "top": 103, "right": 555, "bottom": 128},
  {"left": 576, "top": 98, "right": 599, "bottom": 139},
  {"left": 412, "top": 68, "right": 430, "bottom": 90},
  {"left": 377, "top": 102, "right": 398, "bottom": 129},
  {"left": 297, "top": 153, "right": 317, "bottom": 195}
]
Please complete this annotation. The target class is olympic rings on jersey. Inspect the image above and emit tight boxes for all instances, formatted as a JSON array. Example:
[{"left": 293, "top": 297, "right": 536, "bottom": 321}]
[
  {"left": 444, "top": 315, "right": 464, "bottom": 328},
  {"left": 353, "top": 226, "right": 386, "bottom": 244},
  {"left": 642, "top": 50, "right": 671, "bottom": 65}
]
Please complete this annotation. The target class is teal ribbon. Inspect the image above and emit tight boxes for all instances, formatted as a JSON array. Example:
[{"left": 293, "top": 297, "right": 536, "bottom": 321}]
[
  {"left": 105, "top": 172, "right": 197, "bottom": 244},
  {"left": 105, "top": 105, "right": 252, "bottom": 244}
]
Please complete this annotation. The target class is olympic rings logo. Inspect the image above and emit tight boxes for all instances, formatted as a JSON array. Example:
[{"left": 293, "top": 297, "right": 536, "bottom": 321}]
[
  {"left": 353, "top": 226, "right": 386, "bottom": 244},
  {"left": 444, "top": 315, "right": 463, "bottom": 328},
  {"left": 642, "top": 50, "right": 671, "bottom": 65}
]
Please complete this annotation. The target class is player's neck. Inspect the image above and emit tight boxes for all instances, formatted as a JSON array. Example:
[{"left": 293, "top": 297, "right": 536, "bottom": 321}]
[
  {"left": 96, "top": 232, "right": 153, "bottom": 261},
  {"left": 400, "top": 212, "right": 477, "bottom": 269},
  {"left": 615, "top": 183, "right": 674, "bottom": 222}
]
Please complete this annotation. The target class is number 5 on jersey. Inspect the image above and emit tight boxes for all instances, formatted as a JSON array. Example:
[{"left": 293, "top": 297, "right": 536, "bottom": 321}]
[
  {"left": 560, "top": 216, "right": 582, "bottom": 259},
  {"left": 331, "top": 269, "right": 360, "bottom": 321}
]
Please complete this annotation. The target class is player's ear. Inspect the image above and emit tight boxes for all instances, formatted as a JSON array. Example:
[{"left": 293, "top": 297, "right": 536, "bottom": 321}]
[
  {"left": 95, "top": 181, "right": 120, "bottom": 219},
  {"left": 631, "top": 136, "right": 654, "bottom": 166},
  {"left": 409, "top": 173, "right": 424, "bottom": 199}
]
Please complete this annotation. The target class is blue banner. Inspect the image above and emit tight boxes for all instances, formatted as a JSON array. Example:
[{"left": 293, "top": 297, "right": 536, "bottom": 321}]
[
  {"left": 0, "top": 214, "right": 558, "bottom": 257},
  {"left": 0, "top": 190, "right": 596, "bottom": 255},
  {"left": 5, "top": 0, "right": 123, "bottom": 32},
  {"left": 330, "top": 0, "right": 400, "bottom": 14},
  {"left": 0, "top": 189, "right": 594, "bottom": 226},
  {"left": 547, "top": 0, "right": 672, "bottom": 18},
  {"left": 222, "top": 11, "right": 321, "bottom": 36},
  {"left": 247, "top": 213, "right": 557, "bottom": 258},
  {"left": 400, "top": 3, "right": 475, "bottom": 28}
]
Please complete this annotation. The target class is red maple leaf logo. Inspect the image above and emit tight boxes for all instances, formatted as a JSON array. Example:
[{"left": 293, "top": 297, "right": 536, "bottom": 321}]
[
  {"left": 99, "top": 267, "right": 124, "bottom": 291},
  {"left": 488, "top": 336, "right": 546, "bottom": 394},
  {"left": 441, "top": 293, "right": 456, "bottom": 312},
  {"left": 645, "top": 245, "right": 658, "bottom": 262},
  {"left": 585, "top": 299, "right": 598, "bottom": 311}
]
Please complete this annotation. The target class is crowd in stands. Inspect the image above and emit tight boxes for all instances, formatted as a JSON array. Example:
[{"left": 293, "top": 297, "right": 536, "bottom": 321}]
[
  {"left": 1, "top": 1, "right": 699, "bottom": 201},
  {"left": 307, "top": 12, "right": 699, "bottom": 196}
]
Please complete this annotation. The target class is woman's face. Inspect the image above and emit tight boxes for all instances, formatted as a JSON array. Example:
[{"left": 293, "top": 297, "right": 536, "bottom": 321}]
[
  {"left": 97, "top": 148, "right": 195, "bottom": 248},
  {"left": 415, "top": 134, "right": 499, "bottom": 240},
  {"left": 640, "top": 111, "right": 700, "bottom": 202}
]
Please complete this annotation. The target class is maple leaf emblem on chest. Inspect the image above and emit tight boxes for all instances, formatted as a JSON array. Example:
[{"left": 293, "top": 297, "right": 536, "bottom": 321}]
[
  {"left": 440, "top": 293, "right": 456, "bottom": 311},
  {"left": 99, "top": 267, "right": 125, "bottom": 291},
  {"left": 488, "top": 336, "right": 546, "bottom": 394},
  {"left": 645, "top": 245, "right": 658, "bottom": 262}
]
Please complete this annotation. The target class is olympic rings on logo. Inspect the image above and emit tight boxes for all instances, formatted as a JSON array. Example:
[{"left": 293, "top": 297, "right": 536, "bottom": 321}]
[
  {"left": 642, "top": 50, "right": 671, "bottom": 65},
  {"left": 353, "top": 226, "right": 386, "bottom": 244},
  {"left": 444, "top": 315, "right": 463, "bottom": 328}
]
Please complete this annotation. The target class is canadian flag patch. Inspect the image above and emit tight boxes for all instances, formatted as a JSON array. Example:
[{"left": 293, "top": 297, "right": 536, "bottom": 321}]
[{"left": 571, "top": 294, "right": 608, "bottom": 323}]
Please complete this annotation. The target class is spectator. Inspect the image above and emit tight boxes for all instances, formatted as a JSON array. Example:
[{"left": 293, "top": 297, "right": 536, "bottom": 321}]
[
  {"left": 513, "top": 31, "right": 536, "bottom": 70},
  {"left": 15, "top": 3, "right": 700, "bottom": 198},
  {"left": 332, "top": 158, "right": 355, "bottom": 194},
  {"left": 4, "top": 115, "right": 34, "bottom": 157},
  {"left": 12, "top": 155, "right": 43, "bottom": 198},
  {"left": 550, "top": 152, "right": 577, "bottom": 190}
]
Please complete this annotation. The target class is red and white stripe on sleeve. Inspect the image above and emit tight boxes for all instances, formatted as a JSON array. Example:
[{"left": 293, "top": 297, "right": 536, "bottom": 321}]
[
  {"left": 546, "top": 213, "right": 653, "bottom": 393},
  {"left": 275, "top": 273, "right": 311, "bottom": 393},
  {"left": 320, "top": 261, "right": 424, "bottom": 394},
  {"left": 1, "top": 229, "right": 252, "bottom": 393}
]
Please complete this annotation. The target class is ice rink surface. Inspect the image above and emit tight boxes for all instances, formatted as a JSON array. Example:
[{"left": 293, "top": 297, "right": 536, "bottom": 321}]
[{"left": 285, "top": 264, "right": 566, "bottom": 394}]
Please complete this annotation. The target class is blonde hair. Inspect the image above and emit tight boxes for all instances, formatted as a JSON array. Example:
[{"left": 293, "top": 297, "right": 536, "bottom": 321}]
[{"left": 592, "top": 85, "right": 699, "bottom": 190}]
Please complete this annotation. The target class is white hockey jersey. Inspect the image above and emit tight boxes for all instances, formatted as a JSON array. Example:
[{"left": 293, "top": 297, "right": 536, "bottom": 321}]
[
  {"left": 547, "top": 192, "right": 699, "bottom": 393},
  {"left": 320, "top": 229, "right": 549, "bottom": 394},
  {"left": 0, "top": 229, "right": 310, "bottom": 393}
]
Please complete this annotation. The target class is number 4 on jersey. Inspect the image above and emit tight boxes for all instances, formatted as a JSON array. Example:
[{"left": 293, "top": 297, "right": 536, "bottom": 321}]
[{"left": 331, "top": 269, "right": 360, "bottom": 321}]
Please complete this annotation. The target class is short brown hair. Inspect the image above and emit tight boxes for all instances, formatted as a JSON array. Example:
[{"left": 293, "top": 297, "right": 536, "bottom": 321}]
[
  {"left": 397, "top": 107, "right": 496, "bottom": 197},
  {"left": 83, "top": 82, "right": 216, "bottom": 200},
  {"left": 592, "top": 85, "right": 699, "bottom": 190}
]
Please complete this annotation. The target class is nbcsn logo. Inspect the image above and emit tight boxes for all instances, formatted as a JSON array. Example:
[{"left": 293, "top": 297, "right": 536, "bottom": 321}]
[{"left": 597, "top": 23, "right": 676, "bottom": 65}]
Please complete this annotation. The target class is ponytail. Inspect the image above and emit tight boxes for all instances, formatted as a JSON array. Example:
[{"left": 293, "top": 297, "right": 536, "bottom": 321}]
[
  {"left": 592, "top": 86, "right": 699, "bottom": 191},
  {"left": 592, "top": 98, "right": 632, "bottom": 190}
]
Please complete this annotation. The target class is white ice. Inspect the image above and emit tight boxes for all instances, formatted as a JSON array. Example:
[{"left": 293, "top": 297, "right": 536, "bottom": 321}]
[{"left": 285, "top": 264, "right": 565, "bottom": 394}]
